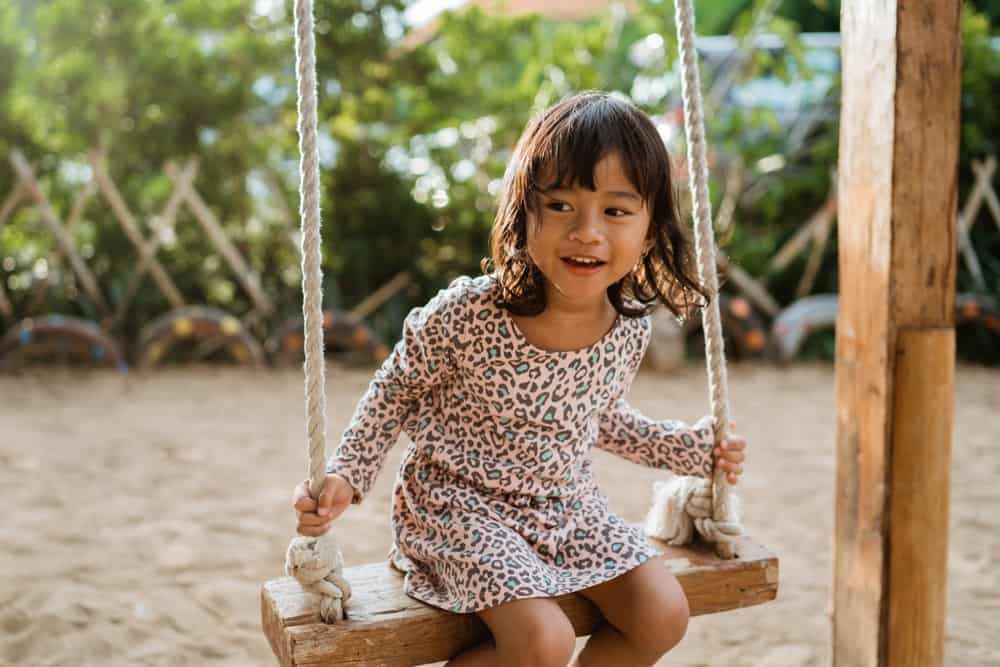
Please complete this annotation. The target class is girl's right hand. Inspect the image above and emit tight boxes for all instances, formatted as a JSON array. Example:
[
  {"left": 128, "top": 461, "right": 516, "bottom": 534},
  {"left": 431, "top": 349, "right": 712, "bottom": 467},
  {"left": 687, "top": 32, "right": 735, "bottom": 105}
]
[{"left": 292, "top": 474, "right": 354, "bottom": 537}]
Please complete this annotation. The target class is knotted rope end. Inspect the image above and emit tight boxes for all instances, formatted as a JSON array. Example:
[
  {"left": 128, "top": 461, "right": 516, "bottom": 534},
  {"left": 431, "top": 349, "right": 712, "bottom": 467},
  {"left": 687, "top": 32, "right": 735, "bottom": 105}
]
[
  {"left": 644, "top": 476, "right": 744, "bottom": 552},
  {"left": 285, "top": 533, "right": 352, "bottom": 622}
]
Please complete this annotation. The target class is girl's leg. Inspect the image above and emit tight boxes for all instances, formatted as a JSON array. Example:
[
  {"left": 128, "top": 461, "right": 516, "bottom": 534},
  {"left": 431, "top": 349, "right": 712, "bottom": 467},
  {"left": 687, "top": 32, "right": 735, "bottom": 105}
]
[
  {"left": 446, "top": 597, "right": 577, "bottom": 667},
  {"left": 573, "top": 559, "right": 690, "bottom": 667}
]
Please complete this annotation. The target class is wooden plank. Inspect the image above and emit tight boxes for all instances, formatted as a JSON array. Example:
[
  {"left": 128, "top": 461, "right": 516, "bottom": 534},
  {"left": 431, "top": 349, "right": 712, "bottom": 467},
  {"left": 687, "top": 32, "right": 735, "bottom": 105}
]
[
  {"left": 0, "top": 175, "right": 31, "bottom": 318},
  {"left": 767, "top": 186, "right": 837, "bottom": 274},
  {"left": 795, "top": 194, "right": 835, "bottom": 298},
  {"left": 887, "top": 329, "right": 953, "bottom": 666},
  {"left": 347, "top": 272, "right": 411, "bottom": 320},
  {"left": 27, "top": 180, "right": 96, "bottom": 314},
  {"left": 9, "top": 151, "right": 109, "bottom": 315},
  {"left": 108, "top": 159, "right": 197, "bottom": 329},
  {"left": 955, "top": 157, "right": 995, "bottom": 290},
  {"left": 890, "top": 1, "right": 960, "bottom": 325},
  {"left": 0, "top": 179, "right": 27, "bottom": 228},
  {"left": 970, "top": 157, "right": 1000, "bottom": 232},
  {"left": 717, "top": 251, "right": 780, "bottom": 318},
  {"left": 165, "top": 162, "right": 274, "bottom": 316},
  {"left": 89, "top": 151, "right": 186, "bottom": 310},
  {"left": 0, "top": 278, "right": 12, "bottom": 319},
  {"left": 262, "top": 537, "right": 777, "bottom": 667},
  {"left": 834, "top": 2, "right": 959, "bottom": 666}
]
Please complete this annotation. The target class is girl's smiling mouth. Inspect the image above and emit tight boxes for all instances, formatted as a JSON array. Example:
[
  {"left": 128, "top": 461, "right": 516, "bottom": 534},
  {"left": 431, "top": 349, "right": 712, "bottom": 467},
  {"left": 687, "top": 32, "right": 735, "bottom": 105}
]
[{"left": 561, "top": 255, "right": 607, "bottom": 274}]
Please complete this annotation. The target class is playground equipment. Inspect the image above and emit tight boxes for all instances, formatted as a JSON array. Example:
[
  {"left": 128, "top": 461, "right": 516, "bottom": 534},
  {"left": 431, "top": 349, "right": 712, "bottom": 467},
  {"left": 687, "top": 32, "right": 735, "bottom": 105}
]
[
  {"left": 0, "top": 315, "right": 125, "bottom": 372},
  {"left": 0, "top": 146, "right": 400, "bottom": 371},
  {"left": 0, "top": 151, "right": 121, "bottom": 371},
  {"left": 261, "top": 1, "right": 777, "bottom": 665},
  {"left": 685, "top": 294, "right": 767, "bottom": 360},
  {"left": 831, "top": 3, "right": 959, "bottom": 663},
  {"left": 770, "top": 293, "right": 1000, "bottom": 363},
  {"left": 135, "top": 306, "right": 265, "bottom": 369}
]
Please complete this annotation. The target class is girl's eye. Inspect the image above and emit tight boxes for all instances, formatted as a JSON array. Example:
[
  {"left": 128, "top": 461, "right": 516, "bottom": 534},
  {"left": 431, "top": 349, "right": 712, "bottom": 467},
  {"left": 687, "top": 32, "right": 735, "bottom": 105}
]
[
  {"left": 606, "top": 208, "right": 630, "bottom": 217},
  {"left": 546, "top": 201, "right": 571, "bottom": 212}
]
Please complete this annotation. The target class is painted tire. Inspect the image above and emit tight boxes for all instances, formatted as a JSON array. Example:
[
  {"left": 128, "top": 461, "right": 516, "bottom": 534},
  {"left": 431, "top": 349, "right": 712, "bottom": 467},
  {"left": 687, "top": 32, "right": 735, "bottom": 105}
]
[
  {"left": 955, "top": 293, "right": 1000, "bottom": 334},
  {"left": 684, "top": 295, "right": 769, "bottom": 360},
  {"left": 769, "top": 294, "right": 839, "bottom": 362},
  {"left": 0, "top": 315, "right": 127, "bottom": 372},
  {"left": 270, "top": 310, "right": 390, "bottom": 366},
  {"left": 771, "top": 293, "right": 999, "bottom": 362},
  {"left": 135, "top": 306, "right": 264, "bottom": 369}
]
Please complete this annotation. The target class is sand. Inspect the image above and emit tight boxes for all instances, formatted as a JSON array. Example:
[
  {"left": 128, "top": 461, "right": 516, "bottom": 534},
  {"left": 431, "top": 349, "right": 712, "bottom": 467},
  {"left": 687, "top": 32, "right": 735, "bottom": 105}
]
[{"left": 1, "top": 362, "right": 997, "bottom": 666}]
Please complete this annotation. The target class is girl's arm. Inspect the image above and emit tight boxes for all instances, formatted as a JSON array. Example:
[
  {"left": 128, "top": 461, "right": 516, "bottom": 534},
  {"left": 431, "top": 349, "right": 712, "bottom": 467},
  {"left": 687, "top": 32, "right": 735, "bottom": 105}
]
[
  {"left": 325, "top": 279, "right": 467, "bottom": 502},
  {"left": 593, "top": 315, "right": 714, "bottom": 477},
  {"left": 595, "top": 402, "right": 715, "bottom": 478}
]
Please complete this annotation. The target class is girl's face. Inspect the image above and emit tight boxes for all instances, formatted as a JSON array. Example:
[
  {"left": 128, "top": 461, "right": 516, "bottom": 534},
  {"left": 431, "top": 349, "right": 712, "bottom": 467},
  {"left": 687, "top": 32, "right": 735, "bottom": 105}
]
[{"left": 525, "top": 152, "right": 651, "bottom": 310}]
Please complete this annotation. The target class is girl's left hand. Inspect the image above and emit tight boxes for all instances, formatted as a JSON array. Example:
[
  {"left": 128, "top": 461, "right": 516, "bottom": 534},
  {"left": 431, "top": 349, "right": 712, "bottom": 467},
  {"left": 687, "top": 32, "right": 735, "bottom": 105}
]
[{"left": 714, "top": 429, "right": 747, "bottom": 484}]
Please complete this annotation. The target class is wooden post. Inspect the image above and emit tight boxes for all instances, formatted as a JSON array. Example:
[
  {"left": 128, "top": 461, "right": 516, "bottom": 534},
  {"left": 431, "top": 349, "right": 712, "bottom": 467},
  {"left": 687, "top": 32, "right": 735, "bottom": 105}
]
[
  {"left": 165, "top": 162, "right": 274, "bottom": 317},
  {"left": 0, "top": 180, "right": 28, "bottom": 228},
  {"left": 834, "top": 3, "right": 959, "bottom": 666},
  {"left": 0, "top": 275, "right": 11, "bottom": 320},
  {"left": 107, "top": 158, "right": 198, "bottom": 329},
  {"left": 89, "top": 151, "right": 186, "bottom": 309},
  {"left": 9, "top": 151, "right": 110, "bottom": 315}
]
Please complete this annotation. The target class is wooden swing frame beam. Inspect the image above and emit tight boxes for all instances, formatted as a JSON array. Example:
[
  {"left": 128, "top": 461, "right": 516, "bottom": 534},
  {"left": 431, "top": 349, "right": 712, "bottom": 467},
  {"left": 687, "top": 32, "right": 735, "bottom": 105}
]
[{"left": 833, "top": 2, "right": 959, "bottom": 666}]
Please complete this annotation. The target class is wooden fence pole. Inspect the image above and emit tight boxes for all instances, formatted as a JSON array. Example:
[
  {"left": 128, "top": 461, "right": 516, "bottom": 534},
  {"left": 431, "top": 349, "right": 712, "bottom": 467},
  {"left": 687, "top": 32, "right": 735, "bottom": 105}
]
[
  {"left": 165, "top": 162, "right": 274, "bottom": 317},
  {"left": 834, "top": 2, "right": 959, "bottom": 666},
  {"left": 9, "top": 150, "right": 109, "bottom": 315},
  {"left": 88, "top": 151, "right": 186, "bottom": 311}
]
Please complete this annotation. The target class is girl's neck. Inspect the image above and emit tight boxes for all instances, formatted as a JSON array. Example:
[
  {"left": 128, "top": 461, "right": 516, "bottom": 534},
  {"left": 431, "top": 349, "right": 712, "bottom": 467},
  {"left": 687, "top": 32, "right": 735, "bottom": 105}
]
[{"left": 512, "top": 295, "right": 618, "bottom": 353}]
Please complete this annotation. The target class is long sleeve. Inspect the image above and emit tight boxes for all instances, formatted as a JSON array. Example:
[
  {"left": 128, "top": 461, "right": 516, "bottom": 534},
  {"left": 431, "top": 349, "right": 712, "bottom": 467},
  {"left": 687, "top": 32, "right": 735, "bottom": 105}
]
[
  {"left": 594, "top": 314, "right": 714, "bottom": 478},
  {"left": 596, "top": 403, "right": 715, "bottom": 478},
  {"left": 326, "top": 279, "right": 467, "bottom": 501}
]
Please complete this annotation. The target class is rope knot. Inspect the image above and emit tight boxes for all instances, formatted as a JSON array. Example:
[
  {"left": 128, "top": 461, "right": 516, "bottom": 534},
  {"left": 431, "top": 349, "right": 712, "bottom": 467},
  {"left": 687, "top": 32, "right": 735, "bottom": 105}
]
[
  {"left": 644, "top": 475, "right": 743, "bottom": 551},
  {"left": 285, "top": 533, "right": 352, "bottom": 622}
]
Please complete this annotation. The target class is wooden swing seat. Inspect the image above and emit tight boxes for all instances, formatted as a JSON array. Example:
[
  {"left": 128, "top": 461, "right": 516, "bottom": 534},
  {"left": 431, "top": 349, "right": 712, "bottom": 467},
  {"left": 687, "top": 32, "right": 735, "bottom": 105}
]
[{"left": 262, "top": 535, "right": 778, "bottom": 667}]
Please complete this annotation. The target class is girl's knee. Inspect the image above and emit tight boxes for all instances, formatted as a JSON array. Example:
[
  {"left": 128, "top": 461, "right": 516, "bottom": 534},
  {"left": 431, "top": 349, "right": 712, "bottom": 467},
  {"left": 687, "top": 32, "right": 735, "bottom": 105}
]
[
  {"left": 631, "top": 577, "right": 690, "bottom": 660},
  {"left": 519, "top": 617, "right": 577, "bottom": 667},
  {"left": 488, "top": 600, "right": 576, "bottom": 667}
]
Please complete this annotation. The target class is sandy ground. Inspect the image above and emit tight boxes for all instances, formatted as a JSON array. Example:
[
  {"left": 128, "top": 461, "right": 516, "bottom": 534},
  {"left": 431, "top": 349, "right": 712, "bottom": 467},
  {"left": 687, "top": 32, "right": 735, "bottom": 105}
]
[{"left": 1, "top": 361, "right": 997, "bottom": 666}]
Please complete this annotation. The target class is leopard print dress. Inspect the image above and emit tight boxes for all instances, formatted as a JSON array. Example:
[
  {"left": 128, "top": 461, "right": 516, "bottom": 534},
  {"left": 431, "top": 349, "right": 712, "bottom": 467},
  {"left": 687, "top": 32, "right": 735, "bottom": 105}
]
[{"left": 327, "top": 274, "right": 714, "bottom": 613}]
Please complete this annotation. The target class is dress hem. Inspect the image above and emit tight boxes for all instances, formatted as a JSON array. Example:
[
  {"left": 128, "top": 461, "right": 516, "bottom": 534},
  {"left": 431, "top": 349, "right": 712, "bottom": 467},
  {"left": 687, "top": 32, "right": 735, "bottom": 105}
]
[{"left": 396, "top": 550, "right": 663, "bottom": 615}]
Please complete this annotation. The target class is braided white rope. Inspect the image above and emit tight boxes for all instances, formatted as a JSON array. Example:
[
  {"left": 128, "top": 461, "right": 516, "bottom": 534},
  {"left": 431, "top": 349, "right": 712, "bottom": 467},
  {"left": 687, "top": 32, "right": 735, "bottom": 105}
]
[
  {"left": 645, "top": 0, "right": 743, "bottom": 558},
  {"left": 284, "top": 0, "right": 350, "bottom": 622}
]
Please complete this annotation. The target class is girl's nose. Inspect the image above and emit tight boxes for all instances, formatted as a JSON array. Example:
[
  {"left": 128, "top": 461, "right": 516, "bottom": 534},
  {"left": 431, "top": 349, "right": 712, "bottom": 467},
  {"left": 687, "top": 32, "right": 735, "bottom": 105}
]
[{"left": 568, "top": 209, "right": 603, "bottom": 244}]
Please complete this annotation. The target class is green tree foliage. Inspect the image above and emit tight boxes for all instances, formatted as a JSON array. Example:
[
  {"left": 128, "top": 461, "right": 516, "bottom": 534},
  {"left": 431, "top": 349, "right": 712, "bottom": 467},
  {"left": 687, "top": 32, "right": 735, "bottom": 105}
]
[{"left": 0, "top": 1, "right": 996, "bottom": 362}]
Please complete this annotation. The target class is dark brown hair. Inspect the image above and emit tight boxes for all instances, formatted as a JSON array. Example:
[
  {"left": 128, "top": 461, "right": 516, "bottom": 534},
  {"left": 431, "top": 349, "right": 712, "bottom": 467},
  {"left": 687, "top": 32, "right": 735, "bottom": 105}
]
[{"left": 482, "top": 91, "right": 709, "bottom": 319}]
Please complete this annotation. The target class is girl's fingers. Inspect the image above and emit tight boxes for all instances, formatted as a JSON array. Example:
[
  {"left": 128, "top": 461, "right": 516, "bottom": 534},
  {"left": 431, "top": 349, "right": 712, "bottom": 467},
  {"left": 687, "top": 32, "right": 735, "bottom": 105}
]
[
  {"left": 297, "top": 511, "right": 333, "bottom": 527},
  {"left": 714, "top": 448, "right": 746, "bottom": 463},
  {"left": 294, "top": 496, "right": 318, "bottom": 512},
  {"left": 723, "top": 438, "right": 746, "bottom": 450},
  {"left": 715, "top": 460, "right": 743, "bottom": 475}
]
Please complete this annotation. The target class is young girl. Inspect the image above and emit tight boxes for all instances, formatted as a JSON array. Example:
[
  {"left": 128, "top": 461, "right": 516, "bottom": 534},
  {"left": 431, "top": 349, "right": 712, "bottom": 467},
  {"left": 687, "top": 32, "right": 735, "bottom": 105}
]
[{"left": 293, "top": 91, "right": 747, "bottom": 667}]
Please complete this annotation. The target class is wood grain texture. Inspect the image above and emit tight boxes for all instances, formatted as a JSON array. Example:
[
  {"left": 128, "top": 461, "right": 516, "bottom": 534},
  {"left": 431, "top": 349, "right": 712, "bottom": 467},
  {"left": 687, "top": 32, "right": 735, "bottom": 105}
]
[
  {"left": 834, "top": 3, "right": 897, "bottom": 664},
  {"left": 164, "top": 162, "right": 274, "bottom": 316},
  {"left": 835, "top": 2, "right": 960, "bottom": 666},
  {"left": 891, "top": 2, "right": 960, "bottom": 326},
  {"left": 888, "top": 330, "right": 953, "bottom": 667},
  {"left": 262, "top": 536, "right": 778, "bottom": 666}
]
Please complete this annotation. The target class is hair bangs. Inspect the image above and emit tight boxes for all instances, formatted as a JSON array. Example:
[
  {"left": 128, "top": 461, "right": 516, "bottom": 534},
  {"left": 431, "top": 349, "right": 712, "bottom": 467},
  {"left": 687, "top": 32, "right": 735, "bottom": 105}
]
[{"left": 527, "top": 96, "right": 664, "bottom": 203}]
